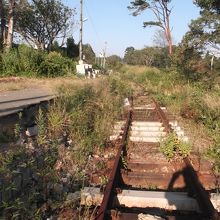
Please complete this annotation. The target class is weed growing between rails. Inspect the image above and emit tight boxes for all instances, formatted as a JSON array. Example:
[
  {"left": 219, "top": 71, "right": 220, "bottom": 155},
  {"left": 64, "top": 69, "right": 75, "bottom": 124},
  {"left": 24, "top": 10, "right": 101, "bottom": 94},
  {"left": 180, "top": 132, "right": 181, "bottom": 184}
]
[
  {"left": 116, "top": 65, "right": 220, "bottom": 163},
  {"left": 160, "top": 132, "right": 192, "bottom": 160}
]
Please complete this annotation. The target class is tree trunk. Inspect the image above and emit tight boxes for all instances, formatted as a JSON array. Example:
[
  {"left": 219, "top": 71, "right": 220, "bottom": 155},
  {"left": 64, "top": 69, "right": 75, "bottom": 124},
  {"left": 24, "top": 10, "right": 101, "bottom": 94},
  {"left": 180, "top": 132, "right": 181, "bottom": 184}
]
[
  {"left": 5, "top": 0, "right": 16, "bottom": 52},
  {"left": 167, "top": 30, "right": 173, "bottom": 55},
  {"left": 0, "top": 0, "right": 6, "bottom": 49},
  {"left": 164, "top": 7, "right": 173, "bottom": 55},
  {"left": 167, "top": 36, "right": 173, "bottom": 55}
]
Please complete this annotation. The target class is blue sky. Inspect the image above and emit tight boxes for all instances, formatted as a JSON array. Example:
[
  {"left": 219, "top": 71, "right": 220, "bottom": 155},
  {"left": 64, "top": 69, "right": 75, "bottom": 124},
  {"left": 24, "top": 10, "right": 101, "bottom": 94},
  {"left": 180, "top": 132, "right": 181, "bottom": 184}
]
[{"left": 63, "top": 0, "right": 200, "bottom": 57}]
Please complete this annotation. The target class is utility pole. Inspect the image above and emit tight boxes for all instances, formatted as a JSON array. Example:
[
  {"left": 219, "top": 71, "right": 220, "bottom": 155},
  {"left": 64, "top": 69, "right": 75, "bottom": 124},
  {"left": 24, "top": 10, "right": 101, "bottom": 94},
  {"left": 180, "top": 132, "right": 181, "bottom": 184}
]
[{"left": 79, "top": 0, "right": 83, "bottom": 62}]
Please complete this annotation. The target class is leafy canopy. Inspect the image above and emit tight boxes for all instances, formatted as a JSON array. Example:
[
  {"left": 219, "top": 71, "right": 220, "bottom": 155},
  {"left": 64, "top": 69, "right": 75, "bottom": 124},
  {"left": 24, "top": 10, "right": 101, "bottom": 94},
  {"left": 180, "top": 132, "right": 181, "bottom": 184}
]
[
  {"left": 15, "top": 0, "right": 74, "bottom": 50},
  {"left": 185, "top": 0, "right": 220, "bottom": 52}
]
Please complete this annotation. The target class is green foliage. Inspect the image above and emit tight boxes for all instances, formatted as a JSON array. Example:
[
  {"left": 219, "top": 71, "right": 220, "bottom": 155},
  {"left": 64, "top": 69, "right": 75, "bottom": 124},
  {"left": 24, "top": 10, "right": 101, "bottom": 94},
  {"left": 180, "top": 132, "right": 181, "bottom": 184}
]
[
  {"left": 185, "top": 11, "right": 220, "bottom": 52},
  {"left": 82, "top": 44, "right": 96, "bottom": 64},
  {"left": 160, "top": 133, "right": 192, "bottom": 160},
  {"left": 106, "top": 55, "right": 122, "bottom": 70},
  {"left": 143, "top": 21, "right": 162, "bottom": 28},
  {"left": 36, "top": 78, "right": 131, "bottom": 165},
  {"left": 124, "top": 46, "right": 171, "bottom": 68},
  {"left": 204, "top": 139, "right": 220, "bottom": 174},
  {"left": 66, "top": 37, "right": 79, "bottom": 58},
  {"left": 172, "top": 41, "right": 210, "bottom": 80},
  {"left": 180, "top": 89, "right": 220, "bottom": 133},
  {"left": 0, "top": 145, "right": 59, "bottom": 219},
  {"left": 182, "top": 0, "right": 220, "bottom": 62},
  {"left": 51, "top": 41, "right": 61, "bottom": 52},
  {"left": 96, "top": 161, "right": 106, "bottom": 170},
  {"left": 109, "top": 75, "right": 133, "bottom": 97},
  {"left": 99, "top": 175, "right": 108, "bottom": 186},
  {"left": 0, "top": 45, "right": 76, "bottom": 77},
  {"left": 195, "top": 0, "right": 220, "bottom": 13},
  {"left": 175, "top": 0, "right": 220, "bottom": 78},
  {"left": 36, "top": 108, "right": 47, "bottom": 145},
  {"left": 0, "top": 45, "right": 44, "bottom": 76},
  {"left": 39, "top": 51, "right": 75, "bottom": 77},
  {"left": 15, "top": 0, "right": 74, "bottom": 51}
]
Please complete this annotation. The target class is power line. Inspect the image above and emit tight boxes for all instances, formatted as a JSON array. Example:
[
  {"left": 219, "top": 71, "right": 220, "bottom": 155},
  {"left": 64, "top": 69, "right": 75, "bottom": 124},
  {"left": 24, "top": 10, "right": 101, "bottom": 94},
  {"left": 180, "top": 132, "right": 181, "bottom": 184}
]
[{"left": 84, "top": 0, "right": 105, "bottom": 54}]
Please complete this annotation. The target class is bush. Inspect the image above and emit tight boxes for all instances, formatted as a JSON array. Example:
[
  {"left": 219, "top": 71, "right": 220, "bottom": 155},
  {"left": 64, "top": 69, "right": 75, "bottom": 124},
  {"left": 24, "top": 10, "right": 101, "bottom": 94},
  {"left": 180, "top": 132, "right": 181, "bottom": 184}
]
[
  {"left": 204, "top": 139, "right": 220, "bottom": 174},
  {"left": 160, "top": 133, "right": 192, "bottom": 160},
  {"left": 39, "top": 51, "right": 76, "bottom": 77},
  {"left": 37, "top": 78, "right": 130, "bottom": 165},
  {"left": 172, "top": 43, "right": 210, "bottom": 81},
  {"left": 0, "top": 45, "right": 76, "bottom": 77},
  {"left": 109, "top": 75, "right": 133, "bottom": 97},
  {"left": 0, "top": 44, "right": 45, "bottom": 76},
  {"left": 180, "top": 91, "right": 220, "bottom": 132}
]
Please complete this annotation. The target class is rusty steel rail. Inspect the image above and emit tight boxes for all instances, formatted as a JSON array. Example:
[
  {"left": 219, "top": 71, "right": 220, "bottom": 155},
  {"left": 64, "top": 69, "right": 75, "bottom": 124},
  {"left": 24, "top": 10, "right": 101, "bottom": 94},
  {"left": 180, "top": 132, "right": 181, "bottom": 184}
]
[
  {"left": 152, "top": 97, "right": 219, "bottom": 220},
  {"left": 95, "top": 109, "right": 132, "bottom": 220},
  {"left": 93, "top": 96, "right": 219, "bottom": 220},
  {"left": 152, "top": 97, "right": 172, "bottom": 133}
]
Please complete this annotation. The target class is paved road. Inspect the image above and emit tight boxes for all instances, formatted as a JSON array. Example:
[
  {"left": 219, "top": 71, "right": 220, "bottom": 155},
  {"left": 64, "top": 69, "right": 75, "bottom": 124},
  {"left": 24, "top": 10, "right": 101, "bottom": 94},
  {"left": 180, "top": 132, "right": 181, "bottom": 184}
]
[{"left": 0, "top": 88, "right": 55, "bottom": 117}]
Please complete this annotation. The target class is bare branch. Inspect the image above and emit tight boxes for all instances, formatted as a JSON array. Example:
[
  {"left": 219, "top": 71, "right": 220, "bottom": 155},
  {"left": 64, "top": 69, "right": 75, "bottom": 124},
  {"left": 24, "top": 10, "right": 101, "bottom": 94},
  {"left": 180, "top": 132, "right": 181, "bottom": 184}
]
[{"left": 129, "top": 0, "right": 173, "bottom": 54}]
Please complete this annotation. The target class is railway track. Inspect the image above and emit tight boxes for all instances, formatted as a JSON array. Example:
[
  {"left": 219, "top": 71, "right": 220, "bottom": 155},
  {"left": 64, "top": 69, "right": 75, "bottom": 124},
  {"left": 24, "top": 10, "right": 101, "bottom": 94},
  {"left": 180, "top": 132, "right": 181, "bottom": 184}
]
[{"left": 81, "top": 94, "right": 220, "bottom": 220}]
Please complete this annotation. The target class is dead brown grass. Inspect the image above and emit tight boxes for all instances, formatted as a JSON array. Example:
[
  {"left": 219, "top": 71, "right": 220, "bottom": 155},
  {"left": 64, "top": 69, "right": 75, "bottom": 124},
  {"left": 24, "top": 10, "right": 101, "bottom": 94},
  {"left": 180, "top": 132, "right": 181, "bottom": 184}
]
[
  {"left": 203, "top": 94, "right": 220, "bottom": 110},
  {"left": 0, "top": 76, "right": 104, "bottom": 93},
  {"left": 121, "top": 64, "right": 160, "bottom": 75}
]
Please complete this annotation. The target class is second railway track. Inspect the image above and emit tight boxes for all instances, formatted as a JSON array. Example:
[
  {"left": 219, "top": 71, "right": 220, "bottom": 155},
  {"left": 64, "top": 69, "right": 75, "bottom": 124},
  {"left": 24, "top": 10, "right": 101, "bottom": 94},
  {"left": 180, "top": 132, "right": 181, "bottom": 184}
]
[{"left": 81, "top": 94, "right": 220, "bottom": 220}]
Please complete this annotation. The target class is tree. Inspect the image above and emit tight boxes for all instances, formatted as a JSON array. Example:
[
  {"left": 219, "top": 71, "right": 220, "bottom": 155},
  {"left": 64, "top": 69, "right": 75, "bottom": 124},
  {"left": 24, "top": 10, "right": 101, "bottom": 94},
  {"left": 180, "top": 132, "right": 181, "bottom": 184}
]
[
  {"left": 124, "top": 46, "right": 170, "bottom": 68},
  {"left": 5, "top": 0, "right": 15, "bottom": 52},
  {"left": 0, "top": 0, "right": 16, "bottom": 51},
  {"left": 124, "top": 46, "right": 135, "bottom": 64},
  {"left": 82, "top": 44, "right": 95, "bottom": 64},
  {"left": 66, "top": 37, "right": 78, "bottom": 58},
  {"left": 0, "top": 0, "right": 6, "bottom": 49},
  {"left": 128, "top": 0, "right": 173, "bottom": 55},
  {"left": 195, "top": 0, "right": 220, "bottom": 12},
  {"left": 15, "top": 0, "right": 74, "bottom": 51},
  {"left": 153, "top": 29, "right": 167, "bottom": 48},
  {"left": 185, "top": 0, "right": 220, "bottom": 54},
  {"left": 106, "top": 55, "right": 122, "bottom": 69}
]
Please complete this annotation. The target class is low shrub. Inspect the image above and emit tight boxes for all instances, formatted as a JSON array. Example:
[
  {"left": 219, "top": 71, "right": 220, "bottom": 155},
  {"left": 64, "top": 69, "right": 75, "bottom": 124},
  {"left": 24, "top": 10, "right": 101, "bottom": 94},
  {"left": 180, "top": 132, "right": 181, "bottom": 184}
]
[
  {"left": 204, "top": 139, "right": 220, "bottom": 174},
  {"left": 160, "top": 133, "right": 192, "bottom": 160},
  {"left": 0, "top": 45, "right": 76, "bottom": 77},
  {"left": 109, "top": 75, "right": 133, "bottom": 97},
  {"left": 0, "top": 146, "right": 59, "bottom": 219},
  {"left": 0, "top": 45, "right": 45, "bottom": 76},
  {"left": 37, "top": 78, "right": 130, "bottom": 166},
  {"left": 39, "top": 51, "right": 76, "bottom": 77}
]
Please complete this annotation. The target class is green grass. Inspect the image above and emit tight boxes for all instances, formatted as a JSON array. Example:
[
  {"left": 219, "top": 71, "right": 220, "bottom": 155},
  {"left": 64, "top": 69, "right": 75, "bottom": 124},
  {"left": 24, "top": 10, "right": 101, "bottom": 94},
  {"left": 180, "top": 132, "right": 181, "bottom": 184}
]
[{"left": 118, "top": 64, "right": 220, "bottom": 168}]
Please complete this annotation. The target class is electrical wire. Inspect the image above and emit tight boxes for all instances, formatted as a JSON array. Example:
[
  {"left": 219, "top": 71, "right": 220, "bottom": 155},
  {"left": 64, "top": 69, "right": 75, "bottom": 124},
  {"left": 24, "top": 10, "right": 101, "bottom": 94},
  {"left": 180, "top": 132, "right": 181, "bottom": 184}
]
[{"left": 84, "top": 0, "right": 105, "bottom": 55}]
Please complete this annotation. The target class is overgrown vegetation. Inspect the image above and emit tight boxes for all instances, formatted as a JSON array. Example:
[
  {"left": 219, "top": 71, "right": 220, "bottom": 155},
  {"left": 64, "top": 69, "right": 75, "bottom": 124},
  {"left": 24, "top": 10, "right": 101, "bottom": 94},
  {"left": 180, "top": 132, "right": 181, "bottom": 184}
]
[
  {"left": 0, "top": 76, "right": 133, "bottom": 218},
  {"left": 1, "top": 0, "right": 220, "bottom": 217},
  {"left": 123, "top": 46, "right": 171, "bottom": 68},
  {"left": 118, "top": 64, "right": 220, "bottom": 170},
  {"left": 0, "top": 44, "right": 76, "bottom": 77},
  {"left": 204, "top": 139, "right": 220, "bottom": 175},
  {"left": 160, "top": 133, "right": 192, "bottom": 160},
  {"left": 45, "top": 77, "right": 132, "bottom": 164},
  {"left": 0, "top": 146, "right": 59, "bottom": 219}
]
